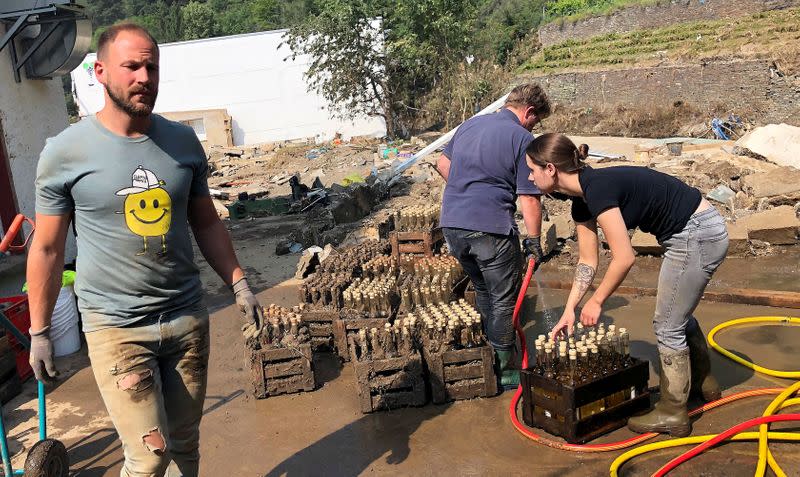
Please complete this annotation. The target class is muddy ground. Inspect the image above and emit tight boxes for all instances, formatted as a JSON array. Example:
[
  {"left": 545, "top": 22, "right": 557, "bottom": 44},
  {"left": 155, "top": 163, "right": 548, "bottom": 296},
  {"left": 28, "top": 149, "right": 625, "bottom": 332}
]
[
  {"left": 1, "top": 135, "right": 798, "bottom": 476},
  {"left": 2, "top": 210, "right": 799, "bottom": 476}
]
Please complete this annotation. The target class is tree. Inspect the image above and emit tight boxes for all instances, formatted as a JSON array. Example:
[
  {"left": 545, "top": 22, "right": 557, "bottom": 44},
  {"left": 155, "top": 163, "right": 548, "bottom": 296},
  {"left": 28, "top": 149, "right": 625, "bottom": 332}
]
[
  {"left": 284, "top": 0, "right": 480, "bottom": 138},
  {"left": 182, "top": 1, "right": 217, "bottom": 40}
]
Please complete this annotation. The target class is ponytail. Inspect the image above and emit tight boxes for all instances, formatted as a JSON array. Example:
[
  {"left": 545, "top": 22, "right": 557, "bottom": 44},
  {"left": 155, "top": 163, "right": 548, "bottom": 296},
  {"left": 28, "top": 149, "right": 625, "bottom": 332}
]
[{"left": 527, "top": 133, "right": 588, "bottom": 173}]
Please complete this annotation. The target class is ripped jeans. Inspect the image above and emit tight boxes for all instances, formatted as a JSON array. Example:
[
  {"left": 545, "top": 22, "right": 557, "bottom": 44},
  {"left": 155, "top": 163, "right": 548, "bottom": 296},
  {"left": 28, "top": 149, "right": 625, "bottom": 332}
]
[{"left": 85, "top": 305, "right": 210, "bottom": 477}]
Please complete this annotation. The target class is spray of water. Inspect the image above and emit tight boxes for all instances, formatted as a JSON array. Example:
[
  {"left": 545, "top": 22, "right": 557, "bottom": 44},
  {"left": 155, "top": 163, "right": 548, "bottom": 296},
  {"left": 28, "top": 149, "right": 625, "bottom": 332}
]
[{"left": 532, "top": 270, "right": 558, "bottom": 332}]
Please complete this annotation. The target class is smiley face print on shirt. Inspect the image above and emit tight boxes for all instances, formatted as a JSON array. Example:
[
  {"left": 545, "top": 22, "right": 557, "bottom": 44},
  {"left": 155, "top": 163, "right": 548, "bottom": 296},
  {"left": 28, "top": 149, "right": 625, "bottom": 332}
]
[{"left": 115, "top": 166, "right": 173, "bottom": 256}]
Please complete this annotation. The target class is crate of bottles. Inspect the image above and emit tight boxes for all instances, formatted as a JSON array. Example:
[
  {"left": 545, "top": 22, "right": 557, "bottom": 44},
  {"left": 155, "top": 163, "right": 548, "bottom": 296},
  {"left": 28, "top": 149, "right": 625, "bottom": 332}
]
[
  {"left": 249, "top": 305, "right": 315, "bottom": 399},
  {"left": 335, "top": 275, "right": 398, "bottom": 361},
  {"left": 520, "top": 325, "right": 650, "bottom": 444},
  {"left": 297, "top": 240, "right": 392, "bottom": 309},
  {"left": 300, "top": 307, "right": 340, "bottom": 352},
  {"left": 415, "top": 300, "right": 497, "bottom": 403},
  {"left": 426, "top": 346, "right": 497, "bottom": 403},
  {"left": 390, "top": 229, "right": 444, "bottom": 258},
  {"left": 334, "top": 316, "right": 392, "bottom": 362},
  {"left": 348, "top": 323, "right": 426, "bottom": 413}
]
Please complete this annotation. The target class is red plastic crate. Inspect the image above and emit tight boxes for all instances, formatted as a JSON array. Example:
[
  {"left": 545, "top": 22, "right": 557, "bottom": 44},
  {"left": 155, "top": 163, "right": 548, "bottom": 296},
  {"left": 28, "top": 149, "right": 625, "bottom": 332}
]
[{"left": 0, "top": 295, "right": 33, "bottom": 381}]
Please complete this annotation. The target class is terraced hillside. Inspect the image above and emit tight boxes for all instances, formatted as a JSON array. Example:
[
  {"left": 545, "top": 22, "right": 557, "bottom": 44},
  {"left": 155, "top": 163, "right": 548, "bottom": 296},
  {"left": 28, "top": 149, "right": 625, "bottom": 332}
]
[{"left": 522, "top": 7, "right": 800, "bottom": 73}]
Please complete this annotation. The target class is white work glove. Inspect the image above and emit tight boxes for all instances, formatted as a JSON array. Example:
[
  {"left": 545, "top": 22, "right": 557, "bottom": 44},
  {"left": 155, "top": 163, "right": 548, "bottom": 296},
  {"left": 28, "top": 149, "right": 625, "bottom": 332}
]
[
  {"left": 233, "top": 277, "right": 263, "bottom": 340},
  {"left": 29, "top": 326, "right": 59, "bottom": 382}
]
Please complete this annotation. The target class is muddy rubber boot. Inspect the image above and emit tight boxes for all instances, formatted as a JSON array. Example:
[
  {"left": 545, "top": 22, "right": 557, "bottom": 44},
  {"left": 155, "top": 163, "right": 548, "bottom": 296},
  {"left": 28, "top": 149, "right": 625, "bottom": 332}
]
[
  {"left": 686, "top": 321, "right": 722, "bottom": 402},
  {"left": 496, "top": 350, "right": 520, "bottom": 388},
  {"left": 628, "top": 347, "right": 691, "bottom": 437}
]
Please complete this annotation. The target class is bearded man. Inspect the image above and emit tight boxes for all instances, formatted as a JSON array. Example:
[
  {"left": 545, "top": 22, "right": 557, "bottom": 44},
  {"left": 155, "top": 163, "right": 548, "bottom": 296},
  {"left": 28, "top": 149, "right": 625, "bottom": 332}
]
[{"left": 27, "top": 23, "right": 262, "bottom": 476}]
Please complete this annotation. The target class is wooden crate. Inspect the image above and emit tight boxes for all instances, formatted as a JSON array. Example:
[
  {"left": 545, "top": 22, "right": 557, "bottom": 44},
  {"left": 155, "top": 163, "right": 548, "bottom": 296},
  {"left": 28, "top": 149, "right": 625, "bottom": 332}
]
[
  {"left": 463, "top": 282, "right": 476, "bottom": 307},
  {"left": 352, "top": 351, "right": 427, "bottom": 413},
  {"left": 301, "top": 308, "right": 341, "bottom": 352},
  {"left": 390, "top": 229, "right": 443, "bottom": 259},
  {"left": 520, "top": 358, "right": 650, "bottom": 444},
  {"left": 249, "top": 344, "right": 315, "bottom": 399},
  {"left": 333, "top": 316, "right": 391, "bottom": 362},
  {"left": 425, "top": 346, "right": 498, "bottom": 403}
]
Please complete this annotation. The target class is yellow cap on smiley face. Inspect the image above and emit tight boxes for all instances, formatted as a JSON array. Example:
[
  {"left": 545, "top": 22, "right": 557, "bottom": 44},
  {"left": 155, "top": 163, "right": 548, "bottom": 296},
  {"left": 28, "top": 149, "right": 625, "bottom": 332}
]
[{"left": 116, "top": 166, "right": 172, "bottom": 238}]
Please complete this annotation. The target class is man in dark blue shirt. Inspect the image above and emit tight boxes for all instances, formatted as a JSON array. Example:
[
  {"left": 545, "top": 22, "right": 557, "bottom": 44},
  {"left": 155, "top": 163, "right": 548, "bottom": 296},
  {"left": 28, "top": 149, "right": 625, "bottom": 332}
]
[{"left": 436, "top": 83, "right": 551, "bottom": 387}]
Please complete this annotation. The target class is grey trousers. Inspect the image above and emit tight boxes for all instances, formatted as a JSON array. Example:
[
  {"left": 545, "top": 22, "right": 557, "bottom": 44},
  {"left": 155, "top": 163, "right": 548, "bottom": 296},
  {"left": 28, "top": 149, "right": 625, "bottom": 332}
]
[
  {"left": 654, "top": 207, "right": 728, "bottom": 351},
  {"left": 85, "top": 304, "right": 210, "bottom": 477}
]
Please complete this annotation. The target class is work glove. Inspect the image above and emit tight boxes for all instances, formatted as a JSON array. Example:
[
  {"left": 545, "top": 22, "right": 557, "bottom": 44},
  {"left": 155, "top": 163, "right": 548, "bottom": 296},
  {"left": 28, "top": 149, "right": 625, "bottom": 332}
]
[
  {"left": 522, "top": 235, "right": 544, "bottom": 272},
  {"left": 29, "top": 326, "right": 59, "bottom": 382},
  {"left": 233, "top": 277, "right": 264, "bottom": 340}
]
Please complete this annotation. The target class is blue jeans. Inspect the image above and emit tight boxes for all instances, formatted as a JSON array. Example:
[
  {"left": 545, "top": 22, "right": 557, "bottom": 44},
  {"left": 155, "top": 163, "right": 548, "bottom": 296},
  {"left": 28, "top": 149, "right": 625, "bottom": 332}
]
[
  {"left": 443, "top": 228, "right": 522, "bottom": 351},
  {"left": 654, "top": 207, "right": 728, "bottom": 351},
  {"left": 85, "top": 304, "right": 210, "bottom": 477}
]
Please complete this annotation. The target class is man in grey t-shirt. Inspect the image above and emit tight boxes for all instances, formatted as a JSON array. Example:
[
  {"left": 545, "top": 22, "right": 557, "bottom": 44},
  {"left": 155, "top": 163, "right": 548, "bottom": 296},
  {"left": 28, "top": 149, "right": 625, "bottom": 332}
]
[{"left": 27, "top": 23, "right": 261, "bottom": 476}]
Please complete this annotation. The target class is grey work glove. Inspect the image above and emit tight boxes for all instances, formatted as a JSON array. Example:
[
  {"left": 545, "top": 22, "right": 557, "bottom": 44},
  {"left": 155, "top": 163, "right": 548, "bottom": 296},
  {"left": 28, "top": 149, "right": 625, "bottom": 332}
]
[
  {"left": 522, "top": 235, "right": 544, "bottom": 272},
  {"left": 29, "top": 326, "right": 59, "bottom": 382},
  {"left": 233, "top": 277, "right": 264, "bottom": 340}
]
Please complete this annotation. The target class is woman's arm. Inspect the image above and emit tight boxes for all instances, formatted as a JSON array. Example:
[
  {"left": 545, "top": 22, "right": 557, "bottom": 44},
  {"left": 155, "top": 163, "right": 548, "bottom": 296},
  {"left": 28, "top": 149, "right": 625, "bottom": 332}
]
[
  {"left": 580, "top": 207, "right": 636, "bottom": 326},
  {"left": 550, "top": 220, "right": 599, "bottom": 339}
]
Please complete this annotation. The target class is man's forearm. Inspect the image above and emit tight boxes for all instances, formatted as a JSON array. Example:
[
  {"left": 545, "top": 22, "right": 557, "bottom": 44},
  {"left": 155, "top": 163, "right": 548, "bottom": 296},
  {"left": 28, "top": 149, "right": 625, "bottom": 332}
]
[
  {"left": 519, "top": 194, "right": 542, "bottom": 238},
  {"left": 27, "top": 247, "right": 64, "bottom": 332},
  {"left": 194, "top": 220, "right": 244, "bottom": 286}
]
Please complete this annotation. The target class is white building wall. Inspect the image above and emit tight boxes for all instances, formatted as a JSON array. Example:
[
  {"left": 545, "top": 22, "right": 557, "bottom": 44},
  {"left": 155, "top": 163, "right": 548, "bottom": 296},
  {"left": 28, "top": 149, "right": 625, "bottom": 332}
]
[
  {"left": 0, "top": 45, "right": 77, "bottom": 262},
  {"left": 72, "top": 29, "right": 386, "bottom": 145}
]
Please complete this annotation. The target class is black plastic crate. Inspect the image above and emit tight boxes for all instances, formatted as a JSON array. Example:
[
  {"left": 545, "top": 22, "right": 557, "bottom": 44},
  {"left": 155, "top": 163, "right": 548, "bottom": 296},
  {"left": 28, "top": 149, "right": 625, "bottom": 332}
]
[{"left": 520, "top": 358, "right": 650, "bottom": 444}]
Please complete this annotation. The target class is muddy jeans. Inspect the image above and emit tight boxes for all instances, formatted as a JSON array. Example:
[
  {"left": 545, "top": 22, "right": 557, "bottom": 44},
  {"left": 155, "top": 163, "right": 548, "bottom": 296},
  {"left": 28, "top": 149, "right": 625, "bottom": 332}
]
[
  {"left": 654, "top": 207, "right": 728, "bottom": 351},
  {"left": 85, "top": 304, "right": 210, "bottom": 477},
  {"left": 443, "top": 228, "right": 522, "bottom": 351}
]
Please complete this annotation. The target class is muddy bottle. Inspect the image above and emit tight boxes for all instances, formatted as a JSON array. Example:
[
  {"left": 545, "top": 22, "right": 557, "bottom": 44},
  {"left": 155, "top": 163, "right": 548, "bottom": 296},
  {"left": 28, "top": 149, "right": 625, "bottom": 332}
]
[
  {"left": 543, "top": 345, "right": 555, "bottom": 379},
  {"left": 609, "top": 333, "right": 620, "bottom": 371},
  {"left": 369, "top": 328, "right": 383, "bottom": 359},
  {"left": 589, "top": 347, "right": 601, "bottom": 380},
  {"left": 619, "top": 328, "right": 632, "bottom": 367},
  {"left": 383, "top": 323, "right": 397, "bottom": 357},
  {"left": 567, "top": 350, "right": 578, "bottom": 387},
  {"left": 578, "top": 349, "right": 589, "bottom": 383},
  {"left": 556, "top": 347, "right": 568, "bottom": 381}
]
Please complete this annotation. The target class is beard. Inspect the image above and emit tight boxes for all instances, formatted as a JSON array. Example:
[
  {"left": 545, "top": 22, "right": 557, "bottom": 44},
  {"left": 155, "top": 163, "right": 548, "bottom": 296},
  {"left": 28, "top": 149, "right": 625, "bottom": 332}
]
[{"left": 104, "top": 83, "right": 157, "bottom": 118}]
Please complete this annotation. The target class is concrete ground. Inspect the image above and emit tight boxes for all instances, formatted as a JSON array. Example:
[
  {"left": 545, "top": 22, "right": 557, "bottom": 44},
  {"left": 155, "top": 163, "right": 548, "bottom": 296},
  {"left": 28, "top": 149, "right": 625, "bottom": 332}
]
[{"left": 1, "top": 214, "right": 798, "bottom": 476}]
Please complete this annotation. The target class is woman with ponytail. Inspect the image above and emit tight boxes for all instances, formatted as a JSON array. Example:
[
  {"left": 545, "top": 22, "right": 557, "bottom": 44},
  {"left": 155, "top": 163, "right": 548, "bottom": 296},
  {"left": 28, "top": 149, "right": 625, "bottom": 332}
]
[{"left": 526, "top": 133, "right": 728, "bottom": 438}]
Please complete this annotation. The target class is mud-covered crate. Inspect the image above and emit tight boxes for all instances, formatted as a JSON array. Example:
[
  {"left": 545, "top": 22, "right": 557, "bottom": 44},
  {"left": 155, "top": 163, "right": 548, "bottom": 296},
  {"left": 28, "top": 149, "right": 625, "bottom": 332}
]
[
  {"left": 520, "top": 358, "right": 650, "bottom": 444},
  {"left": 425, "top": 346, "right": 497, "bottom": 403},
  {"left": 334, "top": 315, "right": 392, "bottom": 362},
  {"left": 463, "top": 282, "right": 476, "bottom": 307},
  {"left": 390, "top": 229, "right": 443, "bottom": 259},
  {"left": 301, "top": 308, "right": 340, "bottom": 352},
  {"left": 352, "top": 352, "right": 427, "bottom": 413},
  {"left": 249, "top": 344, "right": 315, "bottom": 399}
]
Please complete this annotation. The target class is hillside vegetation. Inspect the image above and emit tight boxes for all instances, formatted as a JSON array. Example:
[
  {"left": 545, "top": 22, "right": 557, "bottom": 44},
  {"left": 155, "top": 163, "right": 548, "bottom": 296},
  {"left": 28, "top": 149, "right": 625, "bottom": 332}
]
[{"left": 521, "top": 7, "right": 800, "bottom": 73}]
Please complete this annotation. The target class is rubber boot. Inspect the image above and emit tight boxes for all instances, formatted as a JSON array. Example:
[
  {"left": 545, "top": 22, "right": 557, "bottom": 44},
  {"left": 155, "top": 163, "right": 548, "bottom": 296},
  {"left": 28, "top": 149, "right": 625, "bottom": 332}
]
[
  {"left": 496, "top": 350, "right": 520, "bottom": 388},
  {"left": 686, "top": 321, "right": 722, "bottom": 402},
  {"left": 628, "top": 347, "right": 692, "bottom": 437}
]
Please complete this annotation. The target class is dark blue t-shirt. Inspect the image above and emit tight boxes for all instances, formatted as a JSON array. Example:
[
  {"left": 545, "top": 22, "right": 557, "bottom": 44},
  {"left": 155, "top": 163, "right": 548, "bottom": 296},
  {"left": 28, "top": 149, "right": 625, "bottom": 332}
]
[{"left": 440, "top": 108, "right": 541, "bottom": 235}]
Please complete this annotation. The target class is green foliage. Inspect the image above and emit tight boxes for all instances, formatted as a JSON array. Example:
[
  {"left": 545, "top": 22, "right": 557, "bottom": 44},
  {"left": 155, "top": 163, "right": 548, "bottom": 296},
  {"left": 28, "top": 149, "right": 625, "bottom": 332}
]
[
  {"left": 543, "top": 0, "right": 659, "bottom": 23},
  {"left": 520, "top": 7, "right": 800, "bottom": 72},
  {"left": 284, "top": 0, "right": 484, "bottom": 137},
  {"left": 182, "top": 1, "right": 216, "bottom": 40},
  {"left": 81, "top": 0, "right": 312, "bottom": 46}
]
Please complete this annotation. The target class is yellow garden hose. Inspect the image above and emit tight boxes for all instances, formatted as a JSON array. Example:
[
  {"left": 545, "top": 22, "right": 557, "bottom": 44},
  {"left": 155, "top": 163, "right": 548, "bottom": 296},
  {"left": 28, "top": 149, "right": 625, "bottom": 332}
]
[
  {"left": 707, "top": 316, "right": 800, "bottom": 380},
  {"left": 610, "top": 316, "right": 800, "bottom": 476}
]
